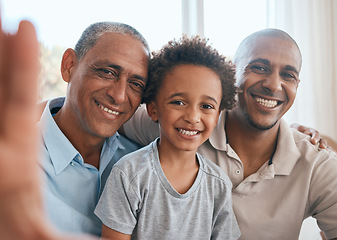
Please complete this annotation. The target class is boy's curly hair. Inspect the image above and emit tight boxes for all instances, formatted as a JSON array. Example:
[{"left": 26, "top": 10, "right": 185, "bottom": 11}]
[{"left": 142, "top": 35, "right": 237, "bottom": 110}]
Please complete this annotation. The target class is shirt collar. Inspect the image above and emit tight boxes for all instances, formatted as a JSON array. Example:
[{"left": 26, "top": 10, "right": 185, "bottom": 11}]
[
  {"left": 39, "top": 97, "right": 78, "bottom": 175},
  {"left": 272, "top": 119, "right": 301, "bottom": 175},
  {"left": 208, "top": 111, "right": 301, "bottom": 176},
  {"left": 209, "top": 110, "right": 229, "bottom": 151},
  {"left": 98, "top": 133, "right": 123, "bottom": 175},
  {"left": 38, "top": 97, "right": 122, "bottom": 175}
]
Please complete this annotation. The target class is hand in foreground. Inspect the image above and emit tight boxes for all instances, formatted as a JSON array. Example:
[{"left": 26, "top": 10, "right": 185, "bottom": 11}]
[{"left": 0, "top": 18, "right": 97, "bottom": 240}]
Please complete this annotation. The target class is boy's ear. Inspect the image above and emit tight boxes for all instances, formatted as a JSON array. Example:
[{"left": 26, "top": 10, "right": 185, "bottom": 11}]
[
  {"left": 146, "top": 102, "right": 158, "bottom": 122},
  {"left": 61, "top": 48, "right": 78, "bottom": 83}
]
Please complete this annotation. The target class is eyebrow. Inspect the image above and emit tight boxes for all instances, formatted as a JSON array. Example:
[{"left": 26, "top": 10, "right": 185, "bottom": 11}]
[
  {"left": 284, "top": 65, "right": 299, "bottom": 75},
  {"left": 249, "top": 58, "right": 299, "bottom": 75},
  {"left": 168, "top": 92, "right": 219, "bottom": 104},
  {"left": 249, "top": 58, "right": 271, "bottom": 66}
]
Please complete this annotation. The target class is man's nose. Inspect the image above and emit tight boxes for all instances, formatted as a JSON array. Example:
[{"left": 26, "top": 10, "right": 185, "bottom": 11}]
[
  {"left": 106, "top": 76, "right": 128, "bottom": 104},
  {"left": 262, "top": 71, "right": 283, "bottom": 92}
]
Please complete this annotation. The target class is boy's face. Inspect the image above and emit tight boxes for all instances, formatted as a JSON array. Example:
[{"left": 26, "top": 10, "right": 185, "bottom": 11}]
[{"left": 147, "top": 64, "right": 222, "bottom": 153}]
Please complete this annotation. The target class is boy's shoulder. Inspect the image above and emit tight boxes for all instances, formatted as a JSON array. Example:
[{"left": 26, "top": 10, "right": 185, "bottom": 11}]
[{"left": 113, "top": 140, "right": 157, "bottom": 174}]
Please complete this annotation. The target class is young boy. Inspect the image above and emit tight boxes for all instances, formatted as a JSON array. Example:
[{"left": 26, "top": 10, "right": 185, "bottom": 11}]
[{"left": 94, "top": 36, "right": 241, "bottom": 240}]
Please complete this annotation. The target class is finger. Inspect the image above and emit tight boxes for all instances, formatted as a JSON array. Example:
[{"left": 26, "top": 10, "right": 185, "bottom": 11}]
[
  {"left": 309, "top": 129, "right": 320, "bottom": 145},
  {"left": 0, "top": 14, "right": 9, "bottom": 129},
  {"left": 318, "top": 138, "right": 328, "bottom": 150},
  {"left": 5, "top": 20, "right": 38, "bottom": 141},
  {"left": 0, "top": 20, "right": 39, "bottom": 194}
]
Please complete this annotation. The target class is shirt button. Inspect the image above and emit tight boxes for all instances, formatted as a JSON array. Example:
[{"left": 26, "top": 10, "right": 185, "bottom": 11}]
[
  {"left": 235, "top": 169, "right": 241, "bottom": 174},
  {"left": 71, "top": 162, "right": 75, "bottom": 166}
]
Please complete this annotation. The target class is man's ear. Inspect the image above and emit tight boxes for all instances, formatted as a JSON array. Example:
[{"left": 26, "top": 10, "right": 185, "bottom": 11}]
[
  {"left": 61, "top": 48, "right": 78, "bottom": 83},
  {"left": 146, "top": 101, "right": 158, "bottom": 122}
]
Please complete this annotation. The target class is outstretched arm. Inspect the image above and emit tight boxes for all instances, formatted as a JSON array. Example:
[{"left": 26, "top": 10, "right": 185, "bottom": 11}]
[{"left": 0, "top": 17, "right": 96, "bottom": 240}]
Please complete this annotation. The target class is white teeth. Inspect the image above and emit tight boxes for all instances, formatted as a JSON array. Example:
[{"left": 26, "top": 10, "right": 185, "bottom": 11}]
[
  {"left": 178, "top": 129, "right": 199, "bottom": 136},
  {"left": 99, "top": 104, "right": 120, "bottom": 115},
  {"left": 255, "top": 97, "right": 277, "bottom": 108}
]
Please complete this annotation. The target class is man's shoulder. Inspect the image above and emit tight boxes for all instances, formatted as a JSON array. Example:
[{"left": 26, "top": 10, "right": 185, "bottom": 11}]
[
  {"left": 291, "top": 127, "right": 337, "bottom": 165},
  {"left": 198, "top": 153, "right": 232, "bottom": 188}
]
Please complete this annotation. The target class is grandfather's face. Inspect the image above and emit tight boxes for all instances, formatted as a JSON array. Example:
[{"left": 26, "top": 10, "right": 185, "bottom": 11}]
[
  {"left": 66, "top": 33, "right": 149, "bottom": 138},
  {"left": 235, "top": 36, "right": 301, "bottom": 130}
]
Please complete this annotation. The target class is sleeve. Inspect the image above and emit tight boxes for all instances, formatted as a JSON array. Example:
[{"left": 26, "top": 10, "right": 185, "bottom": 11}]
[
  {"left": 123, "top": 104, "right": 160, "bottom": 146},
  {"left": 94, "top": 167, "right": 140, "bottom": 235},
  {"left": 309, "top": 151, "right": 337, "bottom": 239},
  {"left": 212, "top": 182, "right": 241, "bottom": 240}
]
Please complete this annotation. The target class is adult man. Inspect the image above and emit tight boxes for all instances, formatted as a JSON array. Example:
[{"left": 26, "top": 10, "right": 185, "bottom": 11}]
[
  {"left": 38, "top": 22, "right": 149, "bottom": 236},
  {"left": 122, "top": 29, "right": 337, "bottom": 239}
]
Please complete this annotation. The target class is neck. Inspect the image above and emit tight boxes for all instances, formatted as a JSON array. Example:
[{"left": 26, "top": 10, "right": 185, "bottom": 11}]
[
  {"left": 157, "top": 140, "right": 199, "bottom": 194},
  {"left": 157, "top": 141, "right": 198, "bottom": 168},
  {"left": 226, "top": 110, "right": 279, "bottom": 178},
  {"left": 53, "top": 106, "right": 106, "bottom": 169}
]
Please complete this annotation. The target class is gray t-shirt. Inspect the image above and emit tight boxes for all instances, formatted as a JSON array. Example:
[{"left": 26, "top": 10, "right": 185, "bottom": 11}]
[{"left": 95, "top": 139, "right": 240, "bottom": 240}]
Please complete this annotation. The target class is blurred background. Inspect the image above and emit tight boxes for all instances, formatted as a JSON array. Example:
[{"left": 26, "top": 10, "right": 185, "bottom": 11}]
[{"left": 1, "top": 1, "right": 336, "bottom": 239}]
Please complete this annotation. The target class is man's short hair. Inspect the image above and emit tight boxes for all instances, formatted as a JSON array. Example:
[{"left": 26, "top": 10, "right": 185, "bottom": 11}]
[{"left": 74, "top": 22, "right": 150, "bottom": 61}]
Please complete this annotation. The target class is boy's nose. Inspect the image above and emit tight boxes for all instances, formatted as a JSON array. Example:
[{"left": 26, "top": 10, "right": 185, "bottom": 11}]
[{"left": 183, "top": 106, "right": 200, "bottom": 124}]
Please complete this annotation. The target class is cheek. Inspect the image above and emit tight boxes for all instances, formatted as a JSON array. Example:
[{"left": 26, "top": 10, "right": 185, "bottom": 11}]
[
  {"left": 205, "top": 114, "right": 220, "bottom": 130},
  {"left": 285, "top": 84, "right": 298, "bottom": 103},
  {"left": 127, "top": 91, "right": 142, "bottom": 109}
]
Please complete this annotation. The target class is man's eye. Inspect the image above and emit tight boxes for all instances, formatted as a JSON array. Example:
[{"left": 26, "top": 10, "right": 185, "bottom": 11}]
[
  {"left": 251, "top": 65, "right": 268, "bottom": 73},
  {"left": 281, "top": 72, "right": 297, "bottom": 82},
  {"left": 129, "top": 80, "right": 145, "bottom": 93},
  {"left": 97, "top": 68, "right": 117, "bottom": 79}
]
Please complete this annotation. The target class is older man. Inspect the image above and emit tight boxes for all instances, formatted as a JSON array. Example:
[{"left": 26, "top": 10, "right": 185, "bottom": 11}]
[{"left": 39, "top": 22, "right": 150, "bottom": 236}]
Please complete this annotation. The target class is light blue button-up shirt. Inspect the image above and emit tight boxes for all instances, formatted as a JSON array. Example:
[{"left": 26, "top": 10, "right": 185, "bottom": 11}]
[{"left": 38, "top": 97, "right": 141, "bottom": 236}]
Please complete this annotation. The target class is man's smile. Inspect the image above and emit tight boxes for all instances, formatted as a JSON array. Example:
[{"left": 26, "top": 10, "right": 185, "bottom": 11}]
[{"left": 96, "top": 101, "right": 121, "bottom": 116}]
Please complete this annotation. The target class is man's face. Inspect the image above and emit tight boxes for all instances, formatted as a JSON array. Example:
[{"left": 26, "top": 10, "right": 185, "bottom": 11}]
[
  {"left": 235, "top": 36, "right": 301, "bottom": 130},
  {"left": 66, "top": 33, "right": 149, "bottom": 138}
]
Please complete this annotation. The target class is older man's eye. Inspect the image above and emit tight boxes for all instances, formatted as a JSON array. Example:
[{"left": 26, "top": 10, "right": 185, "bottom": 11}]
[
  {"left": 96, "top": 68, "right": 118, "bottom": 79},
  {"left": 129, "top": 80, "right": 145, "bottom": 93}
]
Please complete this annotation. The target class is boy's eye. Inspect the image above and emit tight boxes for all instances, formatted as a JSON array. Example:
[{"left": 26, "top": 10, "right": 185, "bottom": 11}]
[
  {"left": 201, "top": 104, "right": 214, "bottom": 110},
  {"left": 170, "top": 100, "right": 184, "bottom": 106}
]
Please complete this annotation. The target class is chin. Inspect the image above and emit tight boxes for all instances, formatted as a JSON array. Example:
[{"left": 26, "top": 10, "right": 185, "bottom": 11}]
[{"left": 245, "top": 113, "right": 278, "bottom": 131}]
